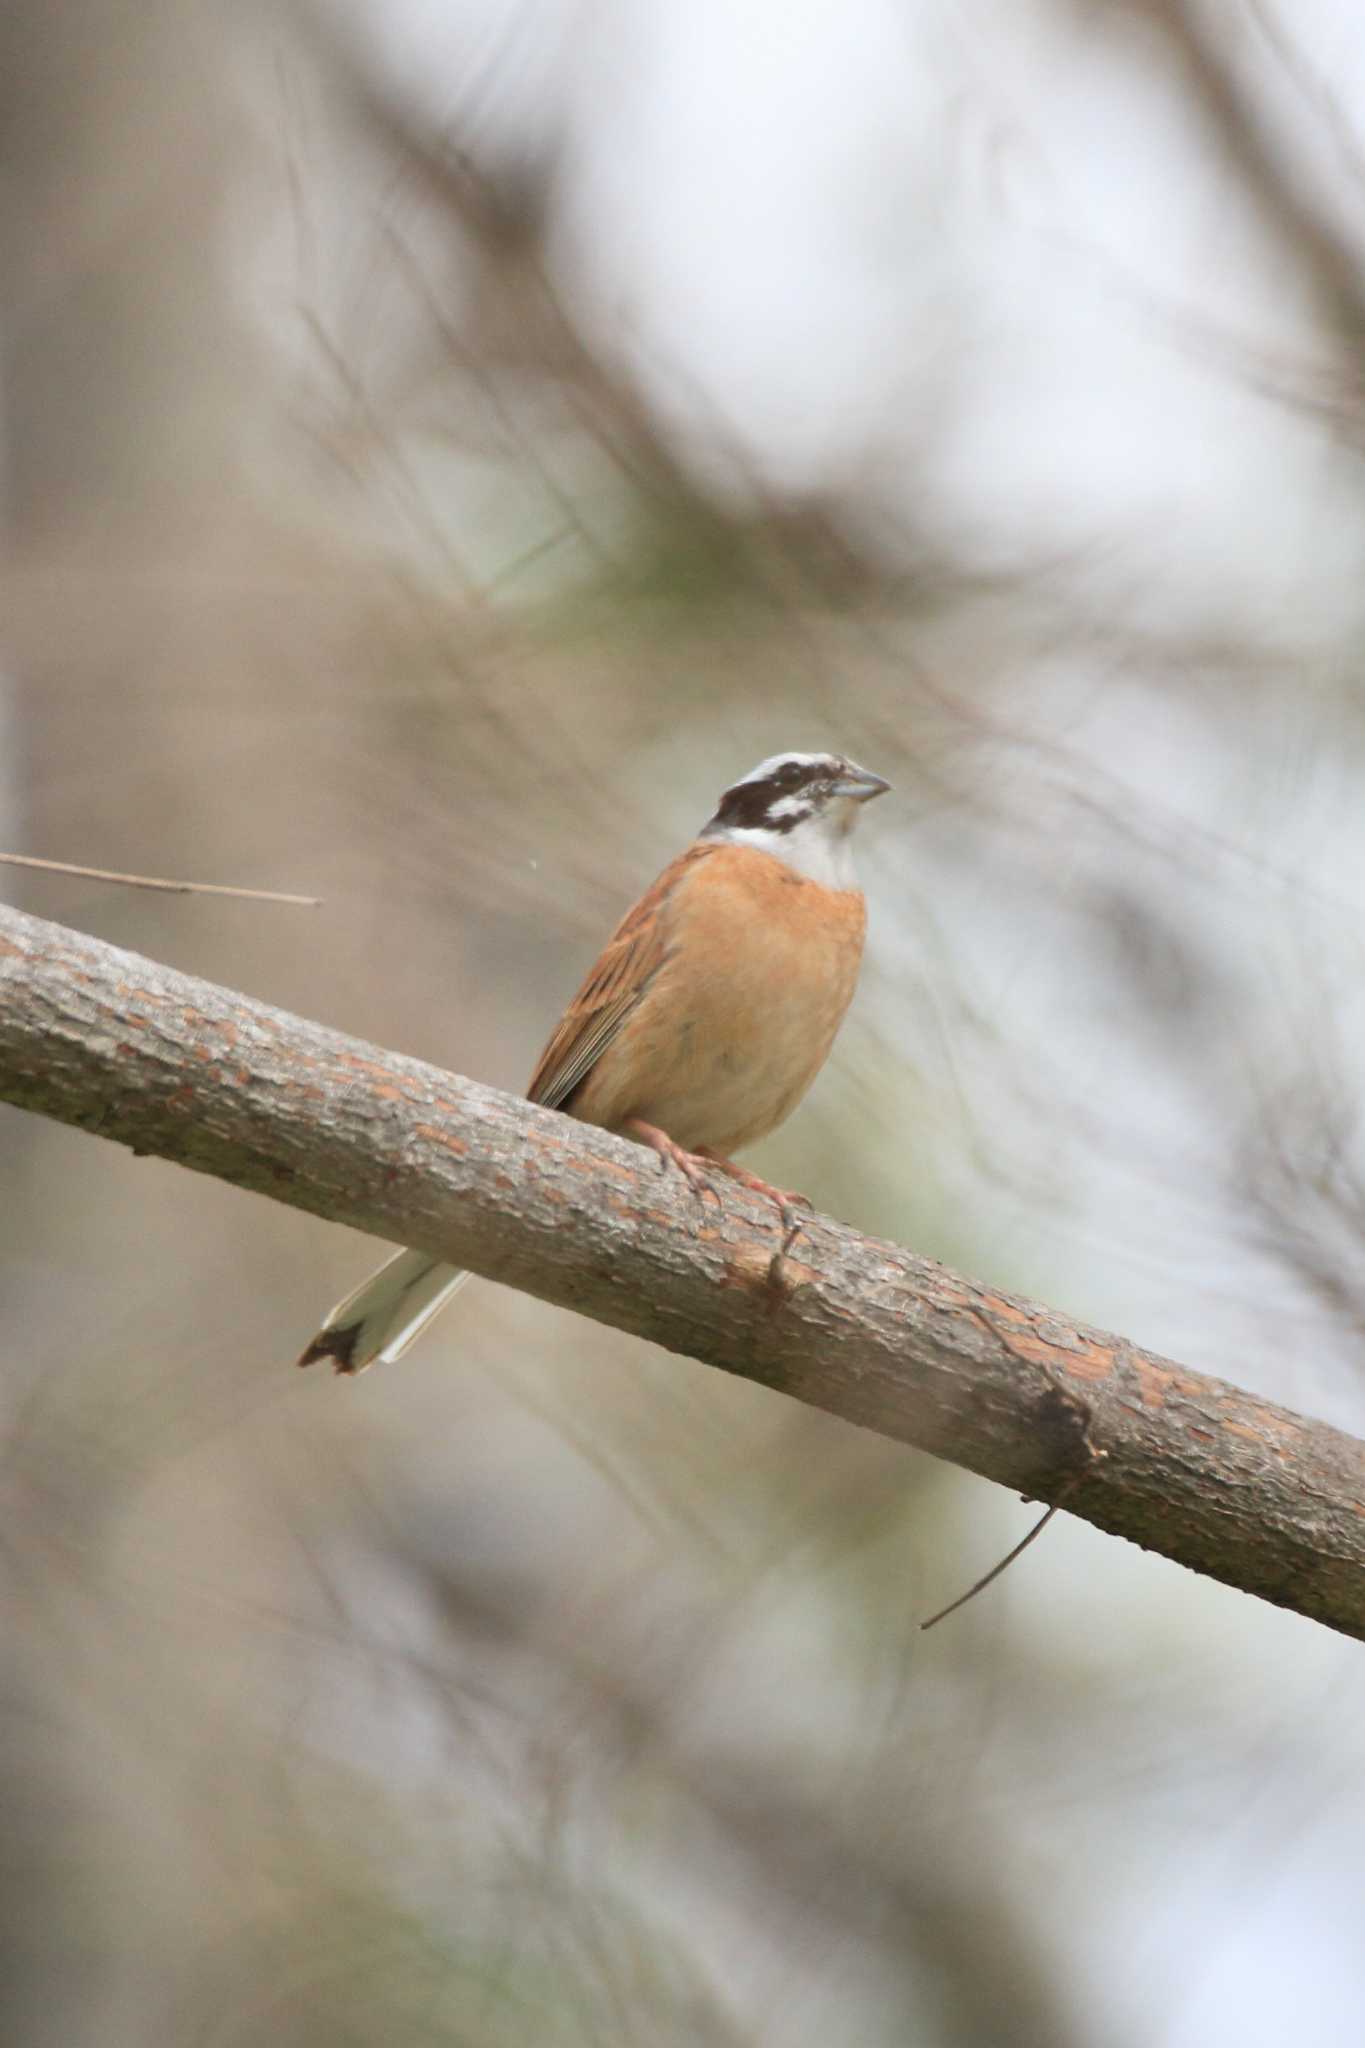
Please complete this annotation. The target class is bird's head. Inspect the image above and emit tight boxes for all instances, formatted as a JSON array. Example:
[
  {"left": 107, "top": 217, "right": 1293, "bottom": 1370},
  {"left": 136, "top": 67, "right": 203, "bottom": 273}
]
[{"left": 701, "top": 751, "right": 890, "bottom": 885}]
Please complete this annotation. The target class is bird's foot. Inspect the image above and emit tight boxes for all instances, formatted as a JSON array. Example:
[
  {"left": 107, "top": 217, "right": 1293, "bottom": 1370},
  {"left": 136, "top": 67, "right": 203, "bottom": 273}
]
[
  {"left": 695, "top": 1150, "right": 813, "bottom": 1255},
  {"left": 624, "top": 1118, "right": 723, "bottom": 1210}
]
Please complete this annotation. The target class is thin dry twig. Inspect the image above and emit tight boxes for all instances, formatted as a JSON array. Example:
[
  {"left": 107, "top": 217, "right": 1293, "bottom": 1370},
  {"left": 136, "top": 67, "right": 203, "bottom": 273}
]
[
  {"left": 0, "top": 853, "right": 321, "bottom": 906},
  {"left": 919, "top": 1506, "right": 1061, "bottom": 1631}
]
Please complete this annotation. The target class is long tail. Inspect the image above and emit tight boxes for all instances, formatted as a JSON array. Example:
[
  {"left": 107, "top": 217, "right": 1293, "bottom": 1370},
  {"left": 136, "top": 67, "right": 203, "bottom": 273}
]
[{"left": 296, "top": 1249, "right": 473, "bottom": 1374}]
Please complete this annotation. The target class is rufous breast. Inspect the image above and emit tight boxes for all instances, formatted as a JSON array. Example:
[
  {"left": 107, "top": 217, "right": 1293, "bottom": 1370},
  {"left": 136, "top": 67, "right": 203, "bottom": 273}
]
[{"left": 566, "top": 841, "right": 867, "bottom": 1154}]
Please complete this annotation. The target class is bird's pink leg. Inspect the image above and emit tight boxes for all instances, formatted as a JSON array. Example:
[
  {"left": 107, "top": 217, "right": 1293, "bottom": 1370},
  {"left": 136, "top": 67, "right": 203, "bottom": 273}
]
[
  {"left": 623, "top": 1119, "right": 723, "bottom": 1209},
  {"left": 694, "top": 1149, "right": 813, "bottom": 1251}
]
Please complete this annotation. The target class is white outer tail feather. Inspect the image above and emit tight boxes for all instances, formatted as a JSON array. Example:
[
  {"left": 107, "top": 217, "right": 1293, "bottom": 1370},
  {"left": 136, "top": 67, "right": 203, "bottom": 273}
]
[{"left": 304, "top": 1248, "right": 473, "bottom": 1371}]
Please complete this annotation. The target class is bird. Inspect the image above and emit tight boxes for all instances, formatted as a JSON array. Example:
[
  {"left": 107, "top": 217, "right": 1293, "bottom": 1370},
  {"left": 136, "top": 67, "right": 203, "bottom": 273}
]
[{"left": 297, "top": 749, "right": 890, "bottom": 1374}]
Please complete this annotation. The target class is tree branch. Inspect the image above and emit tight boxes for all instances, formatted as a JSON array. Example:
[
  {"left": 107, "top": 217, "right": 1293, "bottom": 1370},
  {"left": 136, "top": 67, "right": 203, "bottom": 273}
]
[{"left": 2, "top": 899, "right": 1363, "bottom": 1639}]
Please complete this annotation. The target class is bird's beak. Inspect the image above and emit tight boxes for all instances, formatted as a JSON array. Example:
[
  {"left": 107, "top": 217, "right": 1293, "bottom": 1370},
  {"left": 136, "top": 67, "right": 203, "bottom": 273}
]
[{"left": 831, "top": 763, "right": 891, "bottom": 803}]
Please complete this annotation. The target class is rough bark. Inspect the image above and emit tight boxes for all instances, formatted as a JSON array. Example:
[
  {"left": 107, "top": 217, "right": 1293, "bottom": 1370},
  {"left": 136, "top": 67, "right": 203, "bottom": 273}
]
[{"left": 2, "top": 899, "right": 1364, "bottom": 1639}]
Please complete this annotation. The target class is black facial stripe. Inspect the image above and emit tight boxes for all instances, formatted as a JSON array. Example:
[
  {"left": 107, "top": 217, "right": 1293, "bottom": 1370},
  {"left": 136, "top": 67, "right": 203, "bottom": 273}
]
[
  {"left": 710, "top": 787, "right": 816, "bottom": 834},
  {"left": 721, "top": 794, "right": 814, "bottom": 834},
  {"left": 707, "top": 758, "right": 837, "bottom": 835}
]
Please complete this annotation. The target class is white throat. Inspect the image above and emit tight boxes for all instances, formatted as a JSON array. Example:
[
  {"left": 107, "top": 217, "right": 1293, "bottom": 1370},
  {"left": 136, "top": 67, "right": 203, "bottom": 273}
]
[{"left": 710, "top": 811, "right": 860, "bottom": 890}]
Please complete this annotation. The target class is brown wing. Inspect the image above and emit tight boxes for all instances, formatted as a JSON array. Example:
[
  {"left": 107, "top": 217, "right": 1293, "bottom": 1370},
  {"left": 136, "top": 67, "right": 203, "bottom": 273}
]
[{"left": 526, "top": 842, "right": 712, "bottom": 1111}]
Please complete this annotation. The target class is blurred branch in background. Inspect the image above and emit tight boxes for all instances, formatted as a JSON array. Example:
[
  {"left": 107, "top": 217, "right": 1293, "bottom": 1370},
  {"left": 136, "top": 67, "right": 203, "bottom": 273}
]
[
  {"left": 1147, "top": 0, "right": 1365, "bottom": 353},
  {"left": 6, "top": 897, "right": 1365, "bottom": 1642}
]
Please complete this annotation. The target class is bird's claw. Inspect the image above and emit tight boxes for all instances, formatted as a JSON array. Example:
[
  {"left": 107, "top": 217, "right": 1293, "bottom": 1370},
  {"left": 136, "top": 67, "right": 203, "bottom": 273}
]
[
  {"left": 625, "top": 1119, "right": 724, "bottom": 1210},
  {"left": 696, "top": 1150, "right": 812, "bottom": 1259}
]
